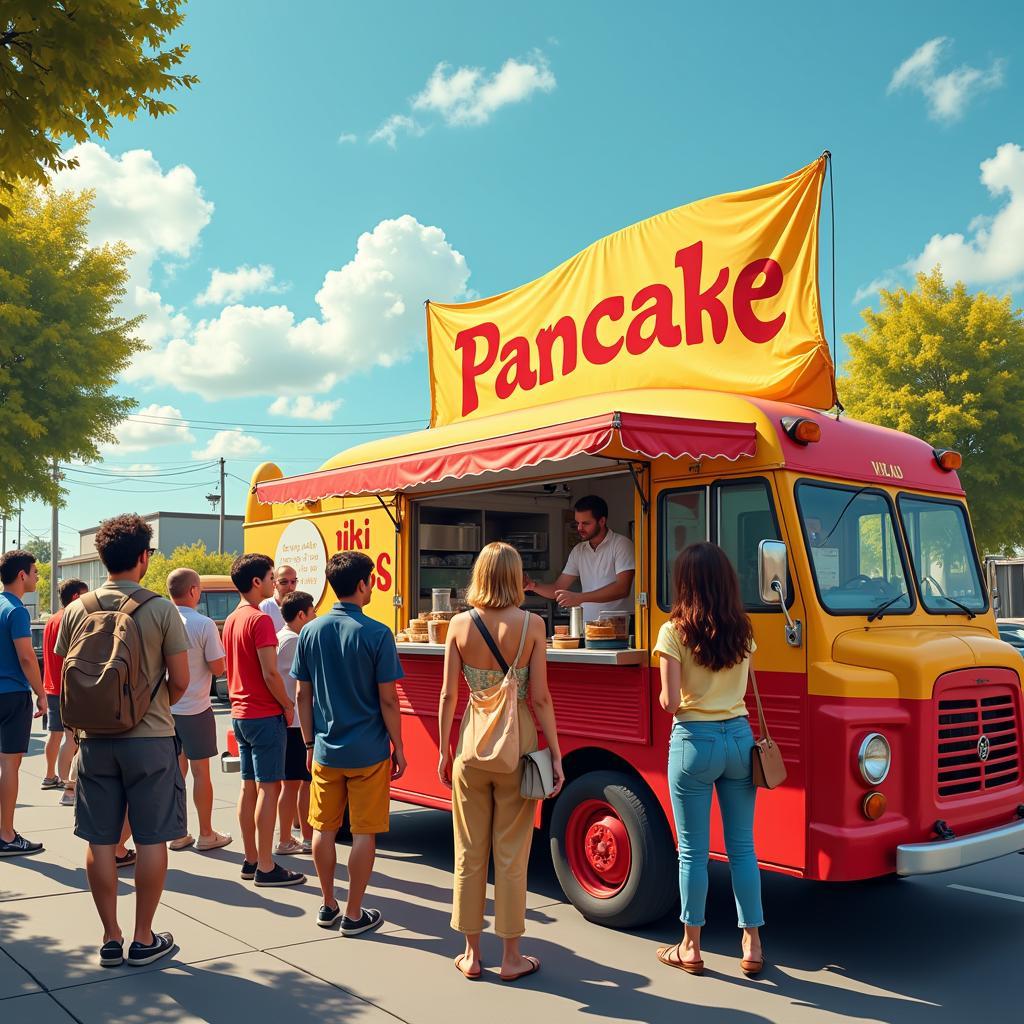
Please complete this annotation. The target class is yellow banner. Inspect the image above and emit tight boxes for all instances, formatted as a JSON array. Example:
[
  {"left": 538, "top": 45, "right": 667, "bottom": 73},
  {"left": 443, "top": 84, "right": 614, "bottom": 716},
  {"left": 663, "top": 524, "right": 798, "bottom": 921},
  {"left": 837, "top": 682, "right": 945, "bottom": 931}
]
[{"left": 427, "top": 157, "right": 836, "bottom": 427}]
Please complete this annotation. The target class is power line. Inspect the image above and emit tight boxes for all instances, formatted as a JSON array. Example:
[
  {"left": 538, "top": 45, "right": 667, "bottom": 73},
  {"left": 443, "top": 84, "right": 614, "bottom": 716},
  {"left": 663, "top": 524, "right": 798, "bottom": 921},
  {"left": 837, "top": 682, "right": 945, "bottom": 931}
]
[
  {"left": 125, "top": 413, "right": 428, "bottom": 436},
  {"left": 61, "top": 461, "right": 219, "bottom": 480}
]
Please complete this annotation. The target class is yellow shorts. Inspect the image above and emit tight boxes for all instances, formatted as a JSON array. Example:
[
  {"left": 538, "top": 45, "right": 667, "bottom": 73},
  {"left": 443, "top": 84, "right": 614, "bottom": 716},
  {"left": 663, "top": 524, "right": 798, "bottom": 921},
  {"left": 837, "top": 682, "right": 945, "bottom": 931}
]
[{"left": 309, "top": 758, "right": 391, "bottom": 835}]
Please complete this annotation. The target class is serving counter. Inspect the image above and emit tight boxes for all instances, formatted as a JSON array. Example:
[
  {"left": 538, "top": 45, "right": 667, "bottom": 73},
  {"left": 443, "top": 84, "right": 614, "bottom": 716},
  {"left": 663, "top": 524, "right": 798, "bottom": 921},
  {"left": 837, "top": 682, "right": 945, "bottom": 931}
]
[{"left": 395, "top": 642, "right": 647, "bottom": 666}]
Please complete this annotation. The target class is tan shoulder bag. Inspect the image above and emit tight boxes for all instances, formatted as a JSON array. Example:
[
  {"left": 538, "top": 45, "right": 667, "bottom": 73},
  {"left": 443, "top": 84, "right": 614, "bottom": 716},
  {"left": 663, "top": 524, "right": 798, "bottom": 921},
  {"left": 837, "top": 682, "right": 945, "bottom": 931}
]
[{"left": 749, "top": 665, "right": 787, "bottom": 789}]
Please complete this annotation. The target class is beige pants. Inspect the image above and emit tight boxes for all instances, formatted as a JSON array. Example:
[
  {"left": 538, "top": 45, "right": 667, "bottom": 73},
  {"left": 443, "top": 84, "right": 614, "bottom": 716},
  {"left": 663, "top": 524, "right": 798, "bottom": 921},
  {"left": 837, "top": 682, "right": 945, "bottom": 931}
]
[{"left": 451, "top": 705, "right": 537, "bottom": 938}]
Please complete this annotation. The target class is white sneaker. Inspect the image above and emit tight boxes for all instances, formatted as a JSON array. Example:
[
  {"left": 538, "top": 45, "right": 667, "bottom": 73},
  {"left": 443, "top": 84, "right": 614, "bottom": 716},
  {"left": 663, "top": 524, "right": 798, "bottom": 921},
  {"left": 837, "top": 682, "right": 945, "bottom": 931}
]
[{"left": 59, "top": 787, "right": 76, "bottom": 807}]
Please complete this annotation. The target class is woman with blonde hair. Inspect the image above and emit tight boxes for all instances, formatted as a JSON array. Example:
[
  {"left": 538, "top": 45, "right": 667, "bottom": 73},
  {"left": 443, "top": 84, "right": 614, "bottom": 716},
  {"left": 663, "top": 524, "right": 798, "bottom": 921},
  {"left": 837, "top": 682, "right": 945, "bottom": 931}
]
[
  {"left": 438, "top": 541, "right": 563, "bottom": 982},
  {"left": 655, "top": 541, "right": 764, "bottom": 977}
]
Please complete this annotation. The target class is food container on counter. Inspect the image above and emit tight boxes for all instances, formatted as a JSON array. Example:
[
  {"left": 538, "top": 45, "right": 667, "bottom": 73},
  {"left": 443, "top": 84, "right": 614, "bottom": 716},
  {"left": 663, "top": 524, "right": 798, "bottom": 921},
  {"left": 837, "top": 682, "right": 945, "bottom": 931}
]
[
  {"left": 431, "top": 588, "right": 452, "bottom": 613},
  {"left": 569, "top": 607, "right": 585, "bottom": 637},
  {"left": 428, "top": 619, "right": 449, "bottom": 644},
  {"left": 597, "top": 611, "right": 630, "bottom": 640}
]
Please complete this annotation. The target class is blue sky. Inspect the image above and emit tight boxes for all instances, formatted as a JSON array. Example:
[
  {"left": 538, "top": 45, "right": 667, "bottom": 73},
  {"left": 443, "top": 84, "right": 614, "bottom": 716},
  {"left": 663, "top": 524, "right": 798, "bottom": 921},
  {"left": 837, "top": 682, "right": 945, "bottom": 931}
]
[{"left": 17, "top": 0, "right": 1024, "bottom": 556}]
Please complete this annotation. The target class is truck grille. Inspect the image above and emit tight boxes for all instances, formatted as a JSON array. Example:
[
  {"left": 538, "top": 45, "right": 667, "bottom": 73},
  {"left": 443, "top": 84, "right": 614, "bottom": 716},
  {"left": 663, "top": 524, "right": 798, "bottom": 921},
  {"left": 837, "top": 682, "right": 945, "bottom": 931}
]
[{"left": 937, "top": 692, "right": 1020, "bottom": 798}]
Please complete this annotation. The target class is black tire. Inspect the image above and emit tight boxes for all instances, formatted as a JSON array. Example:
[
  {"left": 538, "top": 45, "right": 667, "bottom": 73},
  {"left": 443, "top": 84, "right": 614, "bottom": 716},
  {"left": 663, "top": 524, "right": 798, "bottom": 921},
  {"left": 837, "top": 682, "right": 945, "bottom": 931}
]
[{"left": 550, "top": 769, "right": 677, "bottom": 929}]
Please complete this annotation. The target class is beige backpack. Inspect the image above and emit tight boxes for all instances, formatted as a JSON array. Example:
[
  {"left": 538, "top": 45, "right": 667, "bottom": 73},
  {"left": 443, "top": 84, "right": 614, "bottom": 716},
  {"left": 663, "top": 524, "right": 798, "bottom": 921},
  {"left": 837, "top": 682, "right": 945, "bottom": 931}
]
[{"left": 60, "top": 589, "right": 162, "bottom": 734}]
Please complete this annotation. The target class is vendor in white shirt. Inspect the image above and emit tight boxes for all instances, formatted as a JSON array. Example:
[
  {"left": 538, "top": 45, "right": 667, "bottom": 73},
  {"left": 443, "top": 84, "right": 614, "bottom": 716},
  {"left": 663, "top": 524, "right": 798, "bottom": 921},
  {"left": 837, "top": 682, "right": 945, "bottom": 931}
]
[{"left": 525, "top": 495, "right": 636, "bottom": 623}]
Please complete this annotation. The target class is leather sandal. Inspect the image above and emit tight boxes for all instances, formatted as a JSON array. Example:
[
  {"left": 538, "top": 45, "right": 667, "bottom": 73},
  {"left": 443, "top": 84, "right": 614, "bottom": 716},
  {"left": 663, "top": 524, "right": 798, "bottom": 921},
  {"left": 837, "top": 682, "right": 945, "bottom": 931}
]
[
  {"left": 741, "top": 943, "right": 765, "bottom": 976},
  {"left": 657, "top": 944, "right": 704, "bottom": 975},
  {"left": 454, "top": 953, "right": 482, "bottom": 980},
  {"left": 500, "top": 956, "right": 540, "bottom": 982}
]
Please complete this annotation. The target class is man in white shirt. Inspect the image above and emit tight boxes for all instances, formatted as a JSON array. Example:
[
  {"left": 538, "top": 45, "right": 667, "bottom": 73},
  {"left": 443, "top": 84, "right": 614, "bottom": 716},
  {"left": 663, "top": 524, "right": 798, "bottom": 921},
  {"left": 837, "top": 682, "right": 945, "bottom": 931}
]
[
  {"left": 259, "top": 564, "right": 297, "bottom": 632},
  {"left": 275, "top": 590, "right": 317, "bottom": 855},
  {"left": 167, "top": 568, "right": 232, "bottom": 852},
  {"left": 525, "top": 495, "right": 636, "bottom": 624}
]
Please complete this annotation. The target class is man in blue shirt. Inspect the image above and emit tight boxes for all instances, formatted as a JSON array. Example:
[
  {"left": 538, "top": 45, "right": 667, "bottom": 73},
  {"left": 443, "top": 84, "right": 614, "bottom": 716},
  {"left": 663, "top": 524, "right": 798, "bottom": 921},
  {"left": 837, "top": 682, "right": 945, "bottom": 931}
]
[
  {"left": 294, "top": 551, "right": 405, "bottom": 935},
  {"left": 0, "top": 550, "right": 47, "bottom": 857}
]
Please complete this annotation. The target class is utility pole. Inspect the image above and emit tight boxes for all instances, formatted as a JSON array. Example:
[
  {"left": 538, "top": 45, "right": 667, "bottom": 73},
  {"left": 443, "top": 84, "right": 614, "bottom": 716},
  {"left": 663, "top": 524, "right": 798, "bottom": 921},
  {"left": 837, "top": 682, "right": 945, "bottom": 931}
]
[
  {"left": 1, "top": 515, "right": 5, "bottom": 553},
  {"left": 218, "top": 458, "right": 225, "bottom": 554},
  {"left": 16, "top": 508, "right": 21, "bottom": 548},
  {"left": 50, "top": 458, "right": 59, "bottom": 614}
]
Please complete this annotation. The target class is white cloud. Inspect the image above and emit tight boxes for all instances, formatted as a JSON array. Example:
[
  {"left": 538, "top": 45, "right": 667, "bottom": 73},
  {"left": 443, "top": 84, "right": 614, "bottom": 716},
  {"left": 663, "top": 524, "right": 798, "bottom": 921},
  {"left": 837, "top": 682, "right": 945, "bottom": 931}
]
[
  {"left": 268, "top": 395, "right": 341, "bottom": 421},
  {"left": 412, "top": 56, "right": 556, "bottom": 126},
  {"left": 103, "top": 404, "right": 195, "bottom": 454},
  {"left": 130, "top": 215, "right": 471, "bottom": 399},
  {"left": 196, "top": 264, "right": 280, "bottom": 305},
  {"left": 888, "top": 37, "right": 1004, "bottom": 122},
  {"left": 908, "top": 143, "right": 1024, "bottom": 285},
  {"left": 369, "top": 114, "right": 425, "bottom": 148},
  {"left": 853, "top": 143, "right": 1024, "bottom": 304},
  {"left": 104, "top": 463, "right": 159, "bottom": 475},
  {"left": 191, "top": 430, "right": 269, "bottom": 460},
  {"left": 371, "top": 53, "right": 555, "bottom": 147},
  {"left": 337, "top": 132, "right": 358, "bottom": 144}
]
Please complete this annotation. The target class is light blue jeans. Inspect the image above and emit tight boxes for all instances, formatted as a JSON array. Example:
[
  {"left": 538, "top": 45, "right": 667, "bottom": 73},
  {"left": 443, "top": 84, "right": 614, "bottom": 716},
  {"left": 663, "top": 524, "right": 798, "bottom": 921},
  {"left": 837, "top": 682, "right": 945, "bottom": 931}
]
[{"left": 667, "top": 717, "right": 764, "bottom": 928}]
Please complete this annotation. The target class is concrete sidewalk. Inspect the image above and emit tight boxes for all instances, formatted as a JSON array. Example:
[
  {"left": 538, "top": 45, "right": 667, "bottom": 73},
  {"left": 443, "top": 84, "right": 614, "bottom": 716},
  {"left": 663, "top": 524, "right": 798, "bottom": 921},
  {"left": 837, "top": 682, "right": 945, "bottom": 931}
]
[{"left": 3, "top": 707, "right": 1022, "bottom": 1023}]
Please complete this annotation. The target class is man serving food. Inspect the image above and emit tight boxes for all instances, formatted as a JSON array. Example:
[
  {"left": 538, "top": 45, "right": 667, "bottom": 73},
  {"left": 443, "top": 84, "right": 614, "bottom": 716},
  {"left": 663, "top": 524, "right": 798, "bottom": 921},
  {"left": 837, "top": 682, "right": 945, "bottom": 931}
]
[{"left": 524, "top": 495, "right": 635, "bottom": 624}]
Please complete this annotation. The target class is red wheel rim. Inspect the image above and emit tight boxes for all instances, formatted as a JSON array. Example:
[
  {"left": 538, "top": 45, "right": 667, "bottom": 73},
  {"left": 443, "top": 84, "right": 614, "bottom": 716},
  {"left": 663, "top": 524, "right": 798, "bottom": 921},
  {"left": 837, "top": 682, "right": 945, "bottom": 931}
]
[{"left": 565, "top": 798, "right": 632, "bottom": 898}]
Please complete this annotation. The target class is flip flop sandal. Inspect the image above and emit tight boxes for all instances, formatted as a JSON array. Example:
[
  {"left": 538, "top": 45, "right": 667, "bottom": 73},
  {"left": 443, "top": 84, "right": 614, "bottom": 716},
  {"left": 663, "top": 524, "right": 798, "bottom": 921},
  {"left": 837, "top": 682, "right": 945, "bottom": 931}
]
[
  {"left": 500, "top": 956, "right": 541, "bottom": 983},
  {"left": 657, "top": 945, "right": 704, "bottom": 975},
  {"left": 455, "top": 954, "right": 482, "bottom": 980}
]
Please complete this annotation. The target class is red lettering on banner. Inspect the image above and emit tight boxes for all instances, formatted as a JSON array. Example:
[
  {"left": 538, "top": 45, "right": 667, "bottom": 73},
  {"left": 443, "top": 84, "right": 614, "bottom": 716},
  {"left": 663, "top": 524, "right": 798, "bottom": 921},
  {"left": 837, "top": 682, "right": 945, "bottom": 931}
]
[
  {"left": 495, "top": 336, "right": 537, "bottom": 399},
  {"left": 455, "top": 322, "right": 500, "bottom": 415},
  {"left": 626, "top": 283, "right": 681, "bottom": 355},
  {"left": 537, "top": 316, "right": 578, "bottom": 385},
  {"left": 733, "top": 258, "right": 785, "bottom": 343},
  {"left": 581, "top": 295, "right": 625, "bottom": 365},
  {"left": 675, "top": 241, "right": 729, "bottom": 346},
  {"left": 452, "top": 243, "right": 793, "bottom": 416}
]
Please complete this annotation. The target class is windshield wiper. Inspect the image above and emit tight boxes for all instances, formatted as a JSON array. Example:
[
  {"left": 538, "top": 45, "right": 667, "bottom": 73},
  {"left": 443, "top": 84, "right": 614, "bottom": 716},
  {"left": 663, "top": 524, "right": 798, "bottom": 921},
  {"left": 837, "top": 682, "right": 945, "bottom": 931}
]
[
  {"left": 867, "top": 593, "right": 907, "bottom": 622},
  {"left": 922, "top": 575, "right": 977, "bottom": 618}
]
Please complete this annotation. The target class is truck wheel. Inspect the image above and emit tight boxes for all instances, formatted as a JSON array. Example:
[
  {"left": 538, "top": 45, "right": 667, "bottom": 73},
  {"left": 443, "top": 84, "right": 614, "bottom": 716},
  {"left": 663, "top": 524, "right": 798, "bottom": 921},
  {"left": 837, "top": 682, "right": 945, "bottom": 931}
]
[{"left": 550, "top": 770, "right": 676, "bottom": 929}]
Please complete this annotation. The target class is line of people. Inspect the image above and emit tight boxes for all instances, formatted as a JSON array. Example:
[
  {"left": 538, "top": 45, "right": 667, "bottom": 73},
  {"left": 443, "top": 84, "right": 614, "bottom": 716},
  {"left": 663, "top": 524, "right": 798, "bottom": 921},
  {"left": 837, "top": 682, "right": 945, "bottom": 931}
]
[{"left": 0, "top": 513, "right": 764, "bottom": 979}]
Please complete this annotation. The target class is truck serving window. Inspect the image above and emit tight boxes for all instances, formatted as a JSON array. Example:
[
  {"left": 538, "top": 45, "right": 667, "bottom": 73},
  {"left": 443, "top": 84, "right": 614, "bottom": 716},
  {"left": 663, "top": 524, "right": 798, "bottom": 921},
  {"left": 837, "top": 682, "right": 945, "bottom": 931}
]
[
  {"left": 796, "top": 482, "right": 913, "bottom": 616},
  {"left": 657, "top": 487, "right": 707, "bottom": 609},
  {"left": 898, "top": 495, "right": 986, "bottom": 614}
]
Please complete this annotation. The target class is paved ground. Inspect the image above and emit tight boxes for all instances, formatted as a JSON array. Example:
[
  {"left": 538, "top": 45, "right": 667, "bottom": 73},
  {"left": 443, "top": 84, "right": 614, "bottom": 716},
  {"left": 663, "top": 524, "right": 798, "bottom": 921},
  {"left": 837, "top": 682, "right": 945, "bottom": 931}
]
[{"left": 2, "top": 705, "right": 1021, "bottom": 1023}]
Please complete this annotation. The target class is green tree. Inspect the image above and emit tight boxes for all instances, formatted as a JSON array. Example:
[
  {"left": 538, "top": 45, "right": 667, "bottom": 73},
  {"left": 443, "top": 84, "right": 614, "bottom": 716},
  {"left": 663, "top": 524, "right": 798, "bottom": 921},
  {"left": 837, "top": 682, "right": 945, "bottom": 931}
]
[
  {"left": 840, "top": 268, "right": 1024, "bottom": 554},
  {"left": 0, "top": 184, "right": 143, "bottom": 515},
  {"left": 143, "top": 542, "right": 237, "bottom": 598},
  {"left": 0, "top": 1, "right": 197, "bottom": 217},
  {"left": 25, "top": 538, "right": 55, "bottom": 563}
]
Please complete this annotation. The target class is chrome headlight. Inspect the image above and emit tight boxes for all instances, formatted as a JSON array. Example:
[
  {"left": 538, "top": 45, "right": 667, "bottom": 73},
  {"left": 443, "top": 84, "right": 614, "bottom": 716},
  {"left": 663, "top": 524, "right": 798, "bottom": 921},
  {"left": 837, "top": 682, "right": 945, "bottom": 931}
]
[{"left": 858, "top": 733, "right": 891, "bottom": 785}]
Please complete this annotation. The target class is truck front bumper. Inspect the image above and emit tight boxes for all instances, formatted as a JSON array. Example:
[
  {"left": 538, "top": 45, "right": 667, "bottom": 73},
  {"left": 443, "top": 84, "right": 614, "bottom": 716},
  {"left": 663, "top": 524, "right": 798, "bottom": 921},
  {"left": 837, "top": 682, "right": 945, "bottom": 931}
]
[{"left": 897, "top": 817, "right": 1024, "bottom": 876}]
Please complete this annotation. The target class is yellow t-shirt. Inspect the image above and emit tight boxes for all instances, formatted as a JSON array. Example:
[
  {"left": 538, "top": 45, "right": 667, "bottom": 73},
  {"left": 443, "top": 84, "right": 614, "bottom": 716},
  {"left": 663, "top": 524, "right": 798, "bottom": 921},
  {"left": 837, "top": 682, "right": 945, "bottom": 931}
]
[{"left": 654, "top": 620, "right": 755, "bottom": 722}]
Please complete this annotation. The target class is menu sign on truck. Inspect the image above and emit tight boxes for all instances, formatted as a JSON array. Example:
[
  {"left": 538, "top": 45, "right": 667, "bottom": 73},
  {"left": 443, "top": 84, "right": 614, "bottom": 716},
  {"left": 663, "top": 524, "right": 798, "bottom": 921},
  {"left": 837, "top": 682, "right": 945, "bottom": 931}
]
[{"left": 426, "top": 157, "right": 836, "bottom": 427}]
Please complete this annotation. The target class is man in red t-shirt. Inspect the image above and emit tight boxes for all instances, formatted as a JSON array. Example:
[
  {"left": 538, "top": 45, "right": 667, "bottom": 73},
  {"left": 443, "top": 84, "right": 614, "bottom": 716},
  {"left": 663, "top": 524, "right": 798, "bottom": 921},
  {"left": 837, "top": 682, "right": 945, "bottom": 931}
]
[
  {"left": 224, "top": 553, "right": 305, "bottom": 889},
  {"left": 41, "top": 578, "right": 88, "bottom": 793}
]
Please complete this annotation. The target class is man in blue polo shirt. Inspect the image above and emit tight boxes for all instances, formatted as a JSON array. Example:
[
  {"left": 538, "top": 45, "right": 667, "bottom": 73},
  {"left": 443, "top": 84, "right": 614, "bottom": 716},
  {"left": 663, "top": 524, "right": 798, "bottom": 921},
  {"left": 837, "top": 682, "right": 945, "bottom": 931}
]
[
  {"left": 0, "top": 550, "right": 47, "bottom": 857},
  {"left": 294, "top": 551, "right": 405, "bottom": 935}
]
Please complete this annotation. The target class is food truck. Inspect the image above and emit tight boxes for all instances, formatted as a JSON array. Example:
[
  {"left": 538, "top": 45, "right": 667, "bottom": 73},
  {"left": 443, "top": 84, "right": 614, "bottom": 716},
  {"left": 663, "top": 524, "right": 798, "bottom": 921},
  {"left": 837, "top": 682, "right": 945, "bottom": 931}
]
[{"left": 243, "top": 157, "right": 1024, "bottom": 927}]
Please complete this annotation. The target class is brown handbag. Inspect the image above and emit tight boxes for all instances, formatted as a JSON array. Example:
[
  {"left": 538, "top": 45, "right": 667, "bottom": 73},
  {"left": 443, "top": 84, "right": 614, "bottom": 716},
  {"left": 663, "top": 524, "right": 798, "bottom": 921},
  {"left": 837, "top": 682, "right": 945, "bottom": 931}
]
[
  {"left": 748, "top": 665, "right": 787, "bottom": 789},
  {"left": 459, "top": 611, "right": 530, "bottom": 774}
]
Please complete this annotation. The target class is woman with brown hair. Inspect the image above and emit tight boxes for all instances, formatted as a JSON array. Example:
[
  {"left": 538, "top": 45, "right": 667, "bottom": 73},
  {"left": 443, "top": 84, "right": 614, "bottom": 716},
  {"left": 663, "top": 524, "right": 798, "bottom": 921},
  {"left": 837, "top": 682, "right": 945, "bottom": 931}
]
[
  {"left": 438, "top": 541, "right": 563, "bottom": 982},
  {"left": 655, "top": 541, "right": 764, "bottom": 977}
]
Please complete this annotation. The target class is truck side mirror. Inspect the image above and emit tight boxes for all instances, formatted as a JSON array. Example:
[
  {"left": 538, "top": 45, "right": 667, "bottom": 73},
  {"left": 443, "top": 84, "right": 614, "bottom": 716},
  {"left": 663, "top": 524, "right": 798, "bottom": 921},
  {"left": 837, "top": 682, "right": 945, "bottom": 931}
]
[{"left": 759, "top": 539, "right": 789, "bottom": 605}]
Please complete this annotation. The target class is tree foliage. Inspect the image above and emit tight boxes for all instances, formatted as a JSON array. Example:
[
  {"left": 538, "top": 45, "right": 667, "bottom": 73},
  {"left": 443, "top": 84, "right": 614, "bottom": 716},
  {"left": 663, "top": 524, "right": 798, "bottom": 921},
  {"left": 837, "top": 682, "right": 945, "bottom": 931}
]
[
  {"left": 840, "top": 268, "right": 1024, "bottom": 554},
  {"left": 25, "top": 538, "right": 55, "bottom": 563},
  {"left": 0, "top": 185, "right": 144, "bottom": 514},
  {"left": 0, "top": 1, "right": 197, "bottom": 217},
  {"left": 143, "top": 542, "right": 237, "bottom": 598}
]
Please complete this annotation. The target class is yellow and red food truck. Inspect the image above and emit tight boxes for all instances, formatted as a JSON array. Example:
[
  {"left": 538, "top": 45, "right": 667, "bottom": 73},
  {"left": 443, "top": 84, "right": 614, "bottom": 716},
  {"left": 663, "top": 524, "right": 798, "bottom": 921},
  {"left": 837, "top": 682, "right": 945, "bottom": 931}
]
[{"left": 243, "top": 157, "right": 1024, "bottom": 927}]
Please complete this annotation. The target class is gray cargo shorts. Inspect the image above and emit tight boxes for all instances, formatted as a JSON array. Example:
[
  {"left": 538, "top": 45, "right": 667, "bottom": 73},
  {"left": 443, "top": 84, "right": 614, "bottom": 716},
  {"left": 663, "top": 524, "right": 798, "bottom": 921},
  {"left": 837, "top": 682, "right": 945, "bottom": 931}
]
[{"left": 75, "top": 735, "right": 186, "bottom": 846}]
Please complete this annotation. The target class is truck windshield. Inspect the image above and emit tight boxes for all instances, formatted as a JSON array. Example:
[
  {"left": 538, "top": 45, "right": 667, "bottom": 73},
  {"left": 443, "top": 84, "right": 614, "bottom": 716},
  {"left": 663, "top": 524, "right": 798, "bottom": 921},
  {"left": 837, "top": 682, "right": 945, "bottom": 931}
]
[
  {"left": 796, "top": 482, "right": 912, "bottom": 615},
  {"left": 897, "top": 495, "right": 986, "bottom": 614}
]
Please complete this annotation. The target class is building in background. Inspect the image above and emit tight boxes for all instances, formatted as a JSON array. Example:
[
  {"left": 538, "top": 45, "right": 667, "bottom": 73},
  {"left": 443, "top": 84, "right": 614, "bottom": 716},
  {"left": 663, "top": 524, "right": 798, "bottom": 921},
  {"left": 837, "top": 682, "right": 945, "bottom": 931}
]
[{"left": 57, "top": 511, "right": 244, "bottom": 590}]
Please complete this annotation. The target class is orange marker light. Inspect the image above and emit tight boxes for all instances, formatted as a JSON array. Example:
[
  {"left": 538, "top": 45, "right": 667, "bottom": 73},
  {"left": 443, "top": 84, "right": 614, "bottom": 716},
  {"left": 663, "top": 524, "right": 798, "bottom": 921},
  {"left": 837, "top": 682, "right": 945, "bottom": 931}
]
[
  {"left": 933, "top": 448, "right": 962, "bottom": 471},
  {"left": 781, "top": 416, "right": 821, "bottom": 445},
  {"left": 862, "top": 792, "right": 887, "bottom": 820}
]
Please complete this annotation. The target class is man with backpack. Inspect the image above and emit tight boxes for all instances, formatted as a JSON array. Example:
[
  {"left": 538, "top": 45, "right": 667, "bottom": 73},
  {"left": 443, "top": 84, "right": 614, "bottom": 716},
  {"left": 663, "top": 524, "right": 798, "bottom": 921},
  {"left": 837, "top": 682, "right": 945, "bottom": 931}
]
[{"left": 55, "top": 514, "right": 190, "bottom": 968}]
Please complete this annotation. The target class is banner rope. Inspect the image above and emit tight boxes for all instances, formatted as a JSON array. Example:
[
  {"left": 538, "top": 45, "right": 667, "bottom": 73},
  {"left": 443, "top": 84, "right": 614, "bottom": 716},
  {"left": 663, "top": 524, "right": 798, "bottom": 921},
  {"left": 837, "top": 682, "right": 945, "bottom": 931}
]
[{"left": 823, "top": 149, "right": 843, "bottom": 418}]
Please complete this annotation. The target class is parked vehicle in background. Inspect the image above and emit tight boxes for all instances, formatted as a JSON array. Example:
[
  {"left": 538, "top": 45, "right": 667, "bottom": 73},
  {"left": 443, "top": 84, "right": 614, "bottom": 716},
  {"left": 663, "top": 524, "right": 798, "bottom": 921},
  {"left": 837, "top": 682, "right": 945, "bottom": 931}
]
[
  {"left": 997, "top": 620, "right": 1024, "bottom": 656},
  {"left": 30, "top": 621, "right": 45, "bottom": 679},
  {"left": 197, "top": 574, "right": 238, "bottom": 702}
]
